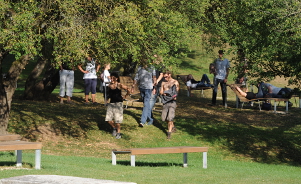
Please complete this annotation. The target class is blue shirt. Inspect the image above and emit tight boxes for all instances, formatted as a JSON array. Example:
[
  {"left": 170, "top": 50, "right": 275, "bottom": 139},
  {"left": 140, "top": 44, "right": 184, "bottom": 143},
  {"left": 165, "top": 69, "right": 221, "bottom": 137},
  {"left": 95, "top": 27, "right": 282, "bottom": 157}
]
[
  {"left": 214, "top": 58, "right": 230, "bottom": 80},
  {"left": 134, "top": 66, "right": 156, "bottom": 89}
]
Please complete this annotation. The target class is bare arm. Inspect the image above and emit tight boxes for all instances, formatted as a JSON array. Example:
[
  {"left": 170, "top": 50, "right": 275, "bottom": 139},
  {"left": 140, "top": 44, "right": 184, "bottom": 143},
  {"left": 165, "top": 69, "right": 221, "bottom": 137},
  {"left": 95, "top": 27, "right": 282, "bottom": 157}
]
[
  {"left": 131, "top": 80, "right": 137, "bottom": 93},
  {"left": 224, "top": 67, "right": 230, "bottom": 83},
  {"left": 156, "top": 73, "right": 163, "bottom": 84},
  {"left": 153, "top": 76, "right": 157, "bottom": 86},
  {"left": 120, "top": 83, "right": 131, "bottom": 99},
  {"left": 175, "top": 80, "right": 180, "bottom": 93},
  {"left": 160, "top": 82, "right": 165, "bottom": 95},
  {"left": 78, "top": 64, "right": 88, "bottom": 74},
  {"left": 96, "top": 64, "right": 101, "bottom": 73}
]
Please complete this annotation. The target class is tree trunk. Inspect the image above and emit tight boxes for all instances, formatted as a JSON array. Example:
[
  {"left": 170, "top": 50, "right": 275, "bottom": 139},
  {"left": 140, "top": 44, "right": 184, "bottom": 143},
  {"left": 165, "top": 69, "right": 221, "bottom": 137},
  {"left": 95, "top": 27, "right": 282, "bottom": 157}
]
[
  {"left": 0, "top": 54, "right": 30, "bottom": 133},
  {"left": 23, "top": 58, "right": 59, "bottom": 100},
  {"left": 23, "top": 57, "right": 48, "bottom": 99}
]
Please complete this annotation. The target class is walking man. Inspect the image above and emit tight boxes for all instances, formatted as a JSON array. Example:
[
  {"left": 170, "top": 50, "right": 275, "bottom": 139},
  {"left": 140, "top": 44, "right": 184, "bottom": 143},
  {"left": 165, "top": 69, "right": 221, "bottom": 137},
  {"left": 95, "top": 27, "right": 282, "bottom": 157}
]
[
  {"left": 160, "top": 71, "right": 179, "bottom": 139},
  {"left": 132, "top": 61, "right": 156, "bottom": 127}
]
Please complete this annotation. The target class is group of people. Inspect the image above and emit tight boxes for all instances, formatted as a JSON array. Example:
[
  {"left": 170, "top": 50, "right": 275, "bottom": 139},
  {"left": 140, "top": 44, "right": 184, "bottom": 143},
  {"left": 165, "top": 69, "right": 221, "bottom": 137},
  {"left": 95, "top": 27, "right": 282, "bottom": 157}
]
[
  {"left": 185, "top": 50, "right": 230, "bottom": 106},
  {"left": 59, "top": 51, "right": 293, "bottom": 140},
  {"left": 59, "top": 55, "right": 180, "bottom": 139},
  {"left": 59, "top": 56, "right": 109, "bottom": 105},
  {"left": 106, "top": 59, "right": 179, "bottom": 139},
  {"left": 130, "top": 56, "right": 179, "bottom": 139},
  {"left": 186, "top": 49, "right": 293, "bottom": 106}
]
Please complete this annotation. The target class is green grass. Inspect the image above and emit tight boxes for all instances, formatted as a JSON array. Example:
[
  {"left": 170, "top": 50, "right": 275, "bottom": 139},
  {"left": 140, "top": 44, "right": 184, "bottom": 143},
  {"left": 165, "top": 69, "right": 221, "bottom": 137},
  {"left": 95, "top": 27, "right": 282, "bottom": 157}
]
[
  {"left": 0, "top": 151, "right": 300, "bottom": 184},
  {"left": 1, "top": 43, "right": 301, "bottom": 183}
]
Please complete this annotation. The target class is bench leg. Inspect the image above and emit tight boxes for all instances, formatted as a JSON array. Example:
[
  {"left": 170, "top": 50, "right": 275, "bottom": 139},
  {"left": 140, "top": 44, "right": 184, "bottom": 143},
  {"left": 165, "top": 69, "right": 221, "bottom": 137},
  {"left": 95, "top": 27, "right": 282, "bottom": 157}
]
[
  {"left": 286, "top": 101, "right": 288, "bottom": 113},
  {"left": 131, "top": 155, "right": 135, "bottom": 167},
  {"left": 35, "top": 149, "right": 41, "bottom": 169},
  {"left": 183, "top": 153, "right": 188, "bottom": 167},
  {"left": 112, "top": 151, "right": 117, "bottom": 165},
  {"left": 16, "top": 150, "right": 22, "bottom": 167},
  {"left": 274, "top": 101, "right": 277, "bottom": 113},
  {"left": 203, "top": 152, "right": 207, "bottom": 169}
]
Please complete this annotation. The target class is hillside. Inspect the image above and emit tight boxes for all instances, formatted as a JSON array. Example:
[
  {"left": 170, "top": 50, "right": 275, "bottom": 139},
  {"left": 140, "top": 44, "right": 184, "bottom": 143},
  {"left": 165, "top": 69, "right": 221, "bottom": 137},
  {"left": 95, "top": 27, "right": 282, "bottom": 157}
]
[{"left": 3, "top": 46, "right": 301, "bottom": 183}]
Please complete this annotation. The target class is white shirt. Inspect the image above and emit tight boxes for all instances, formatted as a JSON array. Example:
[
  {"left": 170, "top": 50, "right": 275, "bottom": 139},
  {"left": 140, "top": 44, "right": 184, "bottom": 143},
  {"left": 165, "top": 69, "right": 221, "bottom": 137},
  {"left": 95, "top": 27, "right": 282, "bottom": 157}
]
[
  {"left": 186, "top": 80, "right": 197, "bottom": 88},
  {"left": 82, "top": 59, "right": 98, "bottom": 79},
  {"left": 102, "top": 70, "right": 110, "bottom": 86}
]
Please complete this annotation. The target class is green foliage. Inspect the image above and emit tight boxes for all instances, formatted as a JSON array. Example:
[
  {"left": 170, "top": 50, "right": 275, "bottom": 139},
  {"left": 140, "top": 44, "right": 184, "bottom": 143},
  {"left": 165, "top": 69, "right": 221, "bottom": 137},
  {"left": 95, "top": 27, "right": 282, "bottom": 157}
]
[
  {"left": 1, "top": 0, "right": 210, "bottom": 71},
  {"left": 0, "top": 1, "right": 42, "bottom": 59},
  {"left": 204, "top": 0, "right": 301, "bottom": 86}
]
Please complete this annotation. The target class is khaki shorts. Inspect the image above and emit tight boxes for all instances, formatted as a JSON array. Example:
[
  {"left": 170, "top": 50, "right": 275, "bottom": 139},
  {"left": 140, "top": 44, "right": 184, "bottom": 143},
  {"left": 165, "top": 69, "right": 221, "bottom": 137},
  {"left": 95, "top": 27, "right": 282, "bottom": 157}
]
[
  {"left": 161, "top": 101, "right": 176, "bottom": 122},
  {"left": 105, "top": 102, "right": 123, "bottom": 123}
]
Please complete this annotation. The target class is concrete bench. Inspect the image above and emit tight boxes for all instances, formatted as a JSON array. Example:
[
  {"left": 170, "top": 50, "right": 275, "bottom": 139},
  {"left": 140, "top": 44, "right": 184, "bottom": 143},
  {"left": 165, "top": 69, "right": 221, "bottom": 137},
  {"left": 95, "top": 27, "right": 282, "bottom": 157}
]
[
  {"left": 112, "top": 146, "right": 208, "bottom": 168},
  {"left": 0, "top": 134, "right": 42, "bottom": 169}
]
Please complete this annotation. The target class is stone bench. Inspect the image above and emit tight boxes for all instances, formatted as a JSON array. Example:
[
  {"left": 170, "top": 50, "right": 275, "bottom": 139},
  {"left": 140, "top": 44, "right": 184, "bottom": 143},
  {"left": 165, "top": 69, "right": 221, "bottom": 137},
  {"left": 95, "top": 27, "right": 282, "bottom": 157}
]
[
  {"left": 112, "top": 146, "right": 208, "bottom": 168},
  {"left": 0, "top": 134, "right": 42, "bottom": 169}
]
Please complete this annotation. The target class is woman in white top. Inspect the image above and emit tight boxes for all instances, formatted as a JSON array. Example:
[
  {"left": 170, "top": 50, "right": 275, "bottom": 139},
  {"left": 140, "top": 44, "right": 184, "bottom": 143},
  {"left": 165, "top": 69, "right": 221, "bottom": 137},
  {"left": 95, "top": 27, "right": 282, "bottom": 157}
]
[{"left": 78, "top": 56, "right": 100, "bottom": 104}]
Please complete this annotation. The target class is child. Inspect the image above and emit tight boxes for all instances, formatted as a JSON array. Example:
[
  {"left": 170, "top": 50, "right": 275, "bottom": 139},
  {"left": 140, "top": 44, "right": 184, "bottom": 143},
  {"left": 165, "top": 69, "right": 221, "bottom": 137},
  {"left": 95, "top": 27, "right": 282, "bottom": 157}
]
[
  {"left": 102, "top": 63, "right": 111, "bottom": 105},
  {"left": 105, "top": 72, "right": 130, "bottom": 139}
]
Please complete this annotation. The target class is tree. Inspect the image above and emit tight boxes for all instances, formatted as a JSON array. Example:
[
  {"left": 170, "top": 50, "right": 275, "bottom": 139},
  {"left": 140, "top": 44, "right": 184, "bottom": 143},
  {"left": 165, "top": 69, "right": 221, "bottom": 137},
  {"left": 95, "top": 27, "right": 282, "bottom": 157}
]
[
  {"left": 0, "top": 0, "right": 210, "bottom": 133},
  {"left": 204, "top": 0, "right": 301, "bottom": 86}
]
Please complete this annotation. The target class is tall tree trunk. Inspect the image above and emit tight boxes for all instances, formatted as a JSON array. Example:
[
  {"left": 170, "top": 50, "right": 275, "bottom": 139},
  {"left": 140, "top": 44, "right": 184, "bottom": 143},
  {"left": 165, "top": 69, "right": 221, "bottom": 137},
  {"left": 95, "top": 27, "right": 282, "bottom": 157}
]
[
  {"left": 23, "top": 57, "right": 48, "bottom": 100},
  {"left": 23, "top": 58, "right": 59, "bottom": 100},
  {"left": 0, "top": 54, "right": 30, "bottom": 133}
]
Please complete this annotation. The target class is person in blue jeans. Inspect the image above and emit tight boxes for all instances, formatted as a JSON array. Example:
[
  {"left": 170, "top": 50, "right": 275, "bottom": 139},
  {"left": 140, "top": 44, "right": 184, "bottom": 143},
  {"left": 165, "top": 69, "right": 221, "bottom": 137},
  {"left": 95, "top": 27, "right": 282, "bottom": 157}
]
[
  {"left": 211, "top": 50, "right": 230, "bottom": 106},
  {"left": 131, "top": 62, "right": 156, "bottom": 127}
]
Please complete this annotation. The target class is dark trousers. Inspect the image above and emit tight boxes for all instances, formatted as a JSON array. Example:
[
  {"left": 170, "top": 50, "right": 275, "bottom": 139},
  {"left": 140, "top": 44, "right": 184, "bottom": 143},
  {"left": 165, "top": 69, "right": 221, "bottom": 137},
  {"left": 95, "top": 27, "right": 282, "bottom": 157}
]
[{"left": 212, "top": 78, "right": 227, "bottom": 105}]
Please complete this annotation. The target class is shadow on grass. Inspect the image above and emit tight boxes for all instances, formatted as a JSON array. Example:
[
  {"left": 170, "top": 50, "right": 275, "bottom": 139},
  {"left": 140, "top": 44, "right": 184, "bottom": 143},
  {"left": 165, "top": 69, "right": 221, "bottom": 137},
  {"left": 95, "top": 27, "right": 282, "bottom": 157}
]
[
  {"left": 113, "top": 161, "right": 183, "bottom": 167},
  {"left": 9, "top": 96, "right": 106, "bottom": 140},
  {"left": 9, "top": 78, "right": 301, "bottom": 167},
  {"left": 175, "top": 93, "right": 301, "bottom": 166}
]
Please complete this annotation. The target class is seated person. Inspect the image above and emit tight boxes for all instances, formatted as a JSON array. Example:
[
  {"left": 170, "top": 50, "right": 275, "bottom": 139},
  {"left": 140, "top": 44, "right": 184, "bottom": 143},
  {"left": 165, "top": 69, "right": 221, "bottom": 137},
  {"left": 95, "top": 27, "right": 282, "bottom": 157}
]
[
  {"left": 231, "top": 83, "right": 293, "bottom": 100},
  {"left": 230, "top": 85, "right": 258, "bottom": 100},
  {"left": 258, "top": 82, "right": 293, "bottom": 98},
  {"left": 186, "top": 74, "right": 213, "bottom": 97}
]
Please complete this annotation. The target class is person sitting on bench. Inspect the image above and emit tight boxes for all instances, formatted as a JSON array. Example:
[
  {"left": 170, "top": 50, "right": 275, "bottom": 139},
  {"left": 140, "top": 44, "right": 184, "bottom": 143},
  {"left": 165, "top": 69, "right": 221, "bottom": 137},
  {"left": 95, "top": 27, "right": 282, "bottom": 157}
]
[
  {"left": 231, "top": 83, "right": 293, "bottom": 100},
  {"left": 258, "top": 82, "right": 293, "bottom": 98},
  {"left": 186, "top": 74, "right": 213, "bottom": 97}
]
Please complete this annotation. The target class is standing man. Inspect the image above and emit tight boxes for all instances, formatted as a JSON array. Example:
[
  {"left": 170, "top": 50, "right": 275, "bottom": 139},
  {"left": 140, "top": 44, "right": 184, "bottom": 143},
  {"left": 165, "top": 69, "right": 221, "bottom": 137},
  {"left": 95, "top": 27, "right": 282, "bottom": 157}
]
[
  {"left": 132, "top": 61, "right": 156, "bottom": 127},
  {"left": 59, "top": 61, "right": 75, "bottom": 104},
  {"left": 78, "top": 56, "right": 101, "bottom": 104},
  {"left": 211, "top": 50, "right": 230, "bottom": 106},
  {"left": 160, "top": 71, "right": 179, "bottom": 139}
]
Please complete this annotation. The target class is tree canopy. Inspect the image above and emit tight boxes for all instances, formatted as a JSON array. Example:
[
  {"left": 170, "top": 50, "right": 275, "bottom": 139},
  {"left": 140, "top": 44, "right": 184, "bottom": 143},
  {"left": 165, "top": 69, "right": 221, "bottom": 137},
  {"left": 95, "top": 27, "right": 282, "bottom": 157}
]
[
  {"left": 204, "top": 0, "right": 301, "bottom": 86},
  {"left": 1, "top": 0, "right": 208, "bottom": 69}
]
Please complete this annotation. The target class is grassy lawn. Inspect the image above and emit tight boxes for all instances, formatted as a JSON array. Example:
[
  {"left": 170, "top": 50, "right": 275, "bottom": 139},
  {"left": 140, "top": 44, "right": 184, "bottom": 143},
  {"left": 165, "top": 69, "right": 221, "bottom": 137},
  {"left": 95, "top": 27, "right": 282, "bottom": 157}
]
[{"left": 0, "top": 45, "right": 301, "bottom": 183}]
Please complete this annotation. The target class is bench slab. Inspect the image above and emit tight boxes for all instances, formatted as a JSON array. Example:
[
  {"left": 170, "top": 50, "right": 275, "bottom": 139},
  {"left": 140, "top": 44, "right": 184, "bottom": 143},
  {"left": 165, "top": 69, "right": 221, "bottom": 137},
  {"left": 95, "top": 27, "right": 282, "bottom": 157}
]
[
  {"left": 0, "top": 141, "right": 42, "bottom": 151},
  {"left": 112, "top": 146, "right": 208, "bottom": 168},
  {"left": 0, "top": 134, "right": 21, "bottom": 141},
  {"left": 0, "top": 135, "right": 42, "bottom": 169}
]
